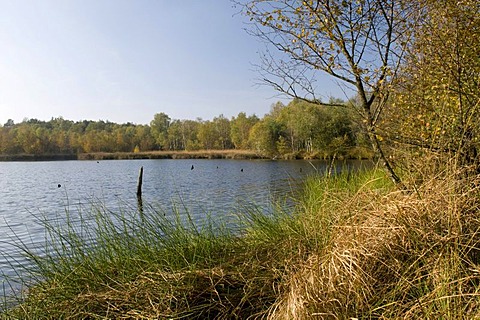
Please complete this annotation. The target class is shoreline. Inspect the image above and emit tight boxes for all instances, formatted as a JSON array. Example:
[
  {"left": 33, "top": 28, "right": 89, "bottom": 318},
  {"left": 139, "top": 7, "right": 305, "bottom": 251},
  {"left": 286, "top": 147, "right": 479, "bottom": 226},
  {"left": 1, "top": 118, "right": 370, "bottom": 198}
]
[
  {"left": 79, "top": 150, "right": 268, "bottom": 160},
  {"left": 0, "top": 154, "right": 79, "bottom": 161},
  {"left": 0, "top": 150, "right": 372, "bottom": 162},
  {"left": 0, "top": 150, "right": 267, "bottom": 162}
]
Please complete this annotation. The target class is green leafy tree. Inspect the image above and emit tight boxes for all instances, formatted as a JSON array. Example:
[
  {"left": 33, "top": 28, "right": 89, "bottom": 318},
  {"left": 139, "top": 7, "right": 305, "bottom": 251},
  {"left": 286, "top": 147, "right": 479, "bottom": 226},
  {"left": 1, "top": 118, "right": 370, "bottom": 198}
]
[
  {"left": 50, "top": 118, "right": 74, "bottom": 153},
  {"left": 150, "top": 112, "right": 171, "bottom": 150},
  {"left": 277, "top": 100, "right": 322, "bottom": 154},
  {"left": 0, "top": 126, "right": 21, "bottom": 154},
  {"left": 167, "top": 120, "right": 184, "bottom": 150},
  {"left": 231, "top": 112, "right": 259, "bottom": 149},
  {"left": 15, "top": 124, "right": 40, "bottom": 154},
  {"left": 133, "top": 125, "right": 156, "bottom": 152},
  {"left": 315, "top": 104, "right": 356, "bottom": 158},
  {"left": 248, "top": 116, "right": 281, "bottom": 157},
  {"left": 181, "top": 120, "right": 201, "bottom": 151},
  {"left": 273, "top": 99, "right": 355, "bottom": 157},
  {"left": 197, "top": 120, "right": 217, "bottom": 150},
  {"left": 212, "top": 115, "right": 232, "bottom": 150}
]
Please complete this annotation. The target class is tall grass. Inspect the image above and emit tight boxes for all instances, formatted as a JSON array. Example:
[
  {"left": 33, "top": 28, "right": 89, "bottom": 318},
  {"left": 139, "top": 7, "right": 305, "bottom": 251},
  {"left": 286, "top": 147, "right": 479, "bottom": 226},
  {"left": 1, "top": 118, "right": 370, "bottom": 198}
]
[
  {"left": 2, "top": 163, "right": 480, "bottom": 319},
  {"left": 268, "top": 161, "right": 480, "bottom": 319},
  {"left": 1, "top": 202, "right": 246, "bottom": 319}
]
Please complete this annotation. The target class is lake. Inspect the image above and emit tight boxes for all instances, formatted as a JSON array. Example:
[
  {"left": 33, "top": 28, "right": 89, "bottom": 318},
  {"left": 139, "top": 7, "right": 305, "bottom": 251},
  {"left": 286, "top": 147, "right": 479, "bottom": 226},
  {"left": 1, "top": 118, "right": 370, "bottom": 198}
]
[{"left": 0, "top": 158, "right": 364, "bottom": 295}]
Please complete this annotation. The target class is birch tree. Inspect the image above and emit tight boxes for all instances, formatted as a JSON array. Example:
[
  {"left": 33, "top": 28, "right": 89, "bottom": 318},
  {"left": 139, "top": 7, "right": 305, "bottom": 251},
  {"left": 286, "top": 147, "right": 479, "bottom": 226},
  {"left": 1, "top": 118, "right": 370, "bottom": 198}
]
[{"left": 238, "top": 0, "right": 416, "bottom": 184}]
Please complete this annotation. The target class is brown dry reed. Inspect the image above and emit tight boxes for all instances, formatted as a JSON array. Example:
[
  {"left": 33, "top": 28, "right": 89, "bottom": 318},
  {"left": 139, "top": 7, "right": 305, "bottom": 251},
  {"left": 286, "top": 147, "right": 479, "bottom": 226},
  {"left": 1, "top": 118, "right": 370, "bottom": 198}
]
[{"left": 268, "top": 158, "right": 480, "bottom": 319}]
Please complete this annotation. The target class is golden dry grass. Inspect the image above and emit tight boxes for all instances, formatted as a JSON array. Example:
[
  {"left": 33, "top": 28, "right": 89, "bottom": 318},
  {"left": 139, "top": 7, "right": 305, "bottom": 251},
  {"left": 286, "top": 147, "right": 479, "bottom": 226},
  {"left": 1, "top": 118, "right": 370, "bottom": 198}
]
[{"left": 267, "top": 164, "right": 480, "bottom": 319}]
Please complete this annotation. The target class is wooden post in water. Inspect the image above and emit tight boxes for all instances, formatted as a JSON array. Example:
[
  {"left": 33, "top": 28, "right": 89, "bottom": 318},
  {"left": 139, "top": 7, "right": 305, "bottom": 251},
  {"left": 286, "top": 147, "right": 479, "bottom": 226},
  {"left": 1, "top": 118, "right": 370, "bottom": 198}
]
[{"left": 137, "top": 166, "right": 144, "bottom": 213}]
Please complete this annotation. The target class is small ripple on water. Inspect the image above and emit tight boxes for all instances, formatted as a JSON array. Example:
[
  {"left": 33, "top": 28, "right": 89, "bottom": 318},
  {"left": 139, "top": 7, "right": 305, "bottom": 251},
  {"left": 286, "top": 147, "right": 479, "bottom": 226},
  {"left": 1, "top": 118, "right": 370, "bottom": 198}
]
[{"left": 0, "top": 159, "right": 365, "bottom": 298}]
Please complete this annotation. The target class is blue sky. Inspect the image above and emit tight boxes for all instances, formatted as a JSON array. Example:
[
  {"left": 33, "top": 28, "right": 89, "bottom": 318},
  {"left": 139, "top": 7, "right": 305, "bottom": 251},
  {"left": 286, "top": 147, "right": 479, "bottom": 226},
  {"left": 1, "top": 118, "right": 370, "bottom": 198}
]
[{"left": 0, "top": 1, "right": 342, "bottom": 125}]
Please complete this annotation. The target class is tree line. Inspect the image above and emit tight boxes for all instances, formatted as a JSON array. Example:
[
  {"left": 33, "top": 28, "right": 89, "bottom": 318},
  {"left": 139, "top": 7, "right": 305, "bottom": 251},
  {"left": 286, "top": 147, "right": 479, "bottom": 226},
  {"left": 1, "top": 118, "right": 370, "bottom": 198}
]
[{"left": 0, "top": 99, "right": 371, "bottom": 159}]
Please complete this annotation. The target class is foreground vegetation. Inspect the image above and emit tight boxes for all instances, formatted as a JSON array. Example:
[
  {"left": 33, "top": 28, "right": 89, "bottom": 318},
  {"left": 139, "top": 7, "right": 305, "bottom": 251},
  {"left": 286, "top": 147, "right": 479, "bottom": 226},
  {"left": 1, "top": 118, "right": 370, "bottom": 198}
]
[{"left": 2, "top": 158, "right": 480, "bottom": 319}]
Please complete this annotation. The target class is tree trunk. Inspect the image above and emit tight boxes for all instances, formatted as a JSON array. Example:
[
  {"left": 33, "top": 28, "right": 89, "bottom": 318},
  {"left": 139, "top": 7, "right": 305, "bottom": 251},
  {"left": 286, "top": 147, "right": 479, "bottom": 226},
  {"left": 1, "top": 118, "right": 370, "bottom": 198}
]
[{"left": 368, "top": 130, "right": 402, "bottom": 186}]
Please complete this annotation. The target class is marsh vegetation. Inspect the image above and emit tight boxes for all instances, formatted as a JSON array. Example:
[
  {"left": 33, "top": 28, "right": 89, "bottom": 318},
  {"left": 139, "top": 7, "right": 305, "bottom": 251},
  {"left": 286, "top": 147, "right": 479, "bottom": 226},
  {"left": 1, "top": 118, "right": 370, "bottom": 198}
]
[{"left": 2, "top": 160, "right": 480, "bottom": 319}]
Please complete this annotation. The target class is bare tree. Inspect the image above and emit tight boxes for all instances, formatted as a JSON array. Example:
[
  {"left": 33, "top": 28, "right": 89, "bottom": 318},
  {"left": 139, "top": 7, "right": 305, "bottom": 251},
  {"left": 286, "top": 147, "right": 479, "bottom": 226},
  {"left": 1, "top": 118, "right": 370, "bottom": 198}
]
[{"left": 237, "top": 0, "right": 416, "bottom": 184}]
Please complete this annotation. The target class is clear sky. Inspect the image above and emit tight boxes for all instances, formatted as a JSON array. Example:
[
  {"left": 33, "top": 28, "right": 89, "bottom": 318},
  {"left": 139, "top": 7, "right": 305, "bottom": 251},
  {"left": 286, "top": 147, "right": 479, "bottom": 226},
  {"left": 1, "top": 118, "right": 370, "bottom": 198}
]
[{"left": 0, "top": 0, "right": 342, "bottom": 125}]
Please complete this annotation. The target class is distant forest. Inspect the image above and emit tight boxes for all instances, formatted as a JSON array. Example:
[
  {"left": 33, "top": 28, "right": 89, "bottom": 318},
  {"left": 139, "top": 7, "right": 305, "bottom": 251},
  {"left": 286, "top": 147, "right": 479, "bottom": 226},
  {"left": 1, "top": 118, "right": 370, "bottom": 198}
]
[{"left": 0, "top": 99, "right": 373, "bottom": 159}]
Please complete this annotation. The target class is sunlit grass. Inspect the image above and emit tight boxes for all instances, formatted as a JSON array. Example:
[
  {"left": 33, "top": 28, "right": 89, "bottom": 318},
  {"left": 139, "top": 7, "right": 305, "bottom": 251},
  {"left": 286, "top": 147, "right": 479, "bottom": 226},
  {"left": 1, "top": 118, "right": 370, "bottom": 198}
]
[
  {"left": 1, "top": 202, "right": 245, "bottom": 318},
  {"left": 2, "top": 164, "right": 480, "bottom": 319},
  {"left": 268, "top": 163, "right": 480, "bottom": 319}
]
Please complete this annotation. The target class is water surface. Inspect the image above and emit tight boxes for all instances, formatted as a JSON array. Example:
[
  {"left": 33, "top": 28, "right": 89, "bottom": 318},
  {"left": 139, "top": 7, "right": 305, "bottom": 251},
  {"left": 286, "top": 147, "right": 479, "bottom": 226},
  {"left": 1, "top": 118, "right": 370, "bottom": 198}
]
[{"left": 0, "top": 159, "right": 363, "bottom": 294}]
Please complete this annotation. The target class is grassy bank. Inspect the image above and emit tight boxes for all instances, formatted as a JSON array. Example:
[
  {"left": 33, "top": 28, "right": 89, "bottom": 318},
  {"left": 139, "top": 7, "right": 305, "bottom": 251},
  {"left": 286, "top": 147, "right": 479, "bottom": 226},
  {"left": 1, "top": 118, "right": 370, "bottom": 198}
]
[
  {"left": 0, "top": 148, "right": 373, "bottom": 162},
  {"left": 0, "top": 150, "right": 263, "bottom": 162},
  {"left": 3, "top": 165, "right": 480, "bottom": 319},
  {"left": 0, "top": 154, "right": 78, "bottom": 161},
  {"left": 78, "top": 149, "right": 265, "bottom": 161}
]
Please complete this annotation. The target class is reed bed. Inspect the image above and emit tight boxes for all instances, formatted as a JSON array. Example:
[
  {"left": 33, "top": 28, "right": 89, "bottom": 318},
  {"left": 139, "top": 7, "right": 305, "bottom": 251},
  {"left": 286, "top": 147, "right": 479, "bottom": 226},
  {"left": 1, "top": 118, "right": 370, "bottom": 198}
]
[
  {"left": 2, "top": 162, "right": 480, "bottom": 319},
  {"left": 268, "top": 162, "right": 480, "bottom": 319},
  {"left": 78, "top": 149, "right": 263, "bottom": 161}
]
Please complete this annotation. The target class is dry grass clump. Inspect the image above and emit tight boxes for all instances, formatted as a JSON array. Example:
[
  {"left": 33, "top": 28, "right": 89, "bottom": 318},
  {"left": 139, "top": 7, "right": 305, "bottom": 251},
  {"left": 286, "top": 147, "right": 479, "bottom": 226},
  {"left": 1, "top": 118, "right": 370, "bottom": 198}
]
[{"left": 268, "top": 166, "right": 480, "bottom": 319}]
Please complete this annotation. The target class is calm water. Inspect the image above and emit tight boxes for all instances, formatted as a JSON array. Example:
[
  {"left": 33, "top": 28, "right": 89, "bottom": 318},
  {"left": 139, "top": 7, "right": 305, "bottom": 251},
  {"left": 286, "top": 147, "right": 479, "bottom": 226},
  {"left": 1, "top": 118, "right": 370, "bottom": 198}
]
[{"left": 0, "top": 159, "right": 363, "bottom": 294}]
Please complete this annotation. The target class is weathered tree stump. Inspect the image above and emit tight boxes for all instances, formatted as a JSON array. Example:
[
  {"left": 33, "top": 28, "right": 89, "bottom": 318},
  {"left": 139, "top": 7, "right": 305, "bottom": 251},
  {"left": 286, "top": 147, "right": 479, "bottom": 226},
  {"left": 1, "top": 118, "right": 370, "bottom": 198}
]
[{"left": 137, "top": 166, "right": 144, "bottom": 213}]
